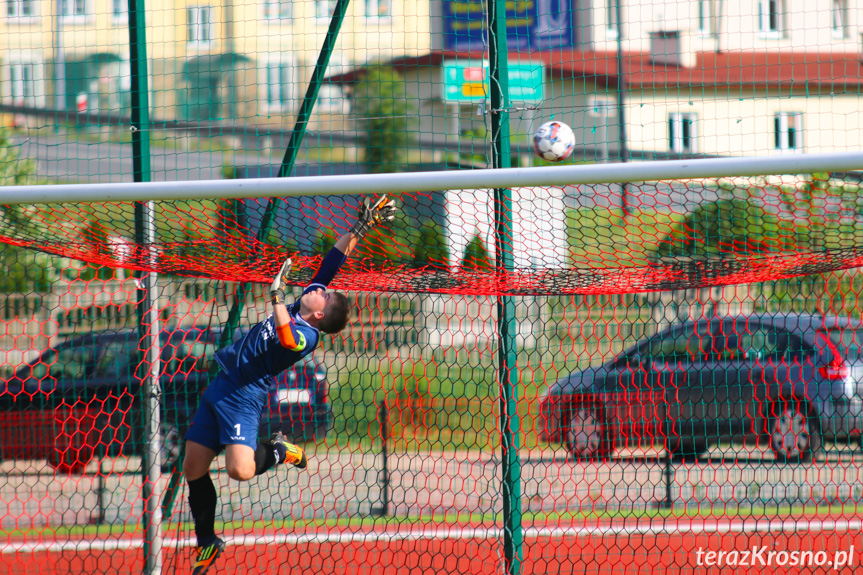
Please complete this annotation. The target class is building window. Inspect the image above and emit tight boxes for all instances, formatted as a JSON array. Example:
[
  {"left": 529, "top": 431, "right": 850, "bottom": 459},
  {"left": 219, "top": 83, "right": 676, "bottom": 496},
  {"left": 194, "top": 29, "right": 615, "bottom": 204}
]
[
  {"left": 188, "top": 6, "right": 213, "bottom": 46},
  {"left": 365, "top": 0, "right": 390, "bottom": 19},
  {"left": 7, "top": 0, "right": 35, "bottom": 18},
  {"left": 262, "top": 57, "right": 295, "bottom": 112},
  {"left": 107, "top": 60, "right": 131, "bottom": 110},
  {"left": 112, "top": 0, "right": 127, "bottom": 21},
  {"left": 8, "top": 60, "right": 44, "bottom": 106},
  {"left": 262, "top": 0, "right": 290, "bottom": 20},
  {"left": 668, "top": 113, "right": 696, "bottom": 154},
  {"left": 757, "top": 0, "right": 782, "bottom": 35},
  {"left": 315, "top": 57, "right": 349, "bottom": 113},
  {"left": 831, "top": 0, "right": 846, "bottom": 38},
  {"left": 316, "top": 85, "right": 347, "bottom": 113},
  {"left": 774, "top": 112, "right": 802, "bottom": 151},
  {"left": 606, "top": 0, "right": 618, "bottom": 38},
  {"left": 315, "top": 0, "right": 335, "bottom": 20},
  {"left": 10, "top": 63, "right": 35, "bottom": 102},
  {"left": 696, "top": 0, "right": 711, "bottom": 35},
  {"left": 60, "top": 0, "right": 87, "bottom": 17}
]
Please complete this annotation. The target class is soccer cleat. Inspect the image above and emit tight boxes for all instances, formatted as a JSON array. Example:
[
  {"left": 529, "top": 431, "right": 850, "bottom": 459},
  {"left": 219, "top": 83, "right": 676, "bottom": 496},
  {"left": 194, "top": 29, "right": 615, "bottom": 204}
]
[
  {"left": 192, "top": 537, "right": 225, "bottom": 575},
  {"left": 271, "top": 431, "right": 308, "bottom": 469}
]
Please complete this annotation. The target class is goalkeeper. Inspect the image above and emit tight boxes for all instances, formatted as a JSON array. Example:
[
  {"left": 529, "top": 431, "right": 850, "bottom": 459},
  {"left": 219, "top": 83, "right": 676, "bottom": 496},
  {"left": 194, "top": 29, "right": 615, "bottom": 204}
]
[{"left": 183, "top": 196, "right": 397, "bottom": 575}]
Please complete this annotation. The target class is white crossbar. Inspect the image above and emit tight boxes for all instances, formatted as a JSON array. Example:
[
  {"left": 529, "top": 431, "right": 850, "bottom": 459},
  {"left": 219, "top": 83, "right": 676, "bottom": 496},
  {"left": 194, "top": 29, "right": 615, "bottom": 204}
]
[{"left": 0, "top": 152, "right": 862, "bottom": 205}]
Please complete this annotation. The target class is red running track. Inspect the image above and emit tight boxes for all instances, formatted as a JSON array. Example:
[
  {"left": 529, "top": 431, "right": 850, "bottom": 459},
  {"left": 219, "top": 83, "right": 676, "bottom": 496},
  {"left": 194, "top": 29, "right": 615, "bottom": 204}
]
[{"left": 2, "top": 518, "right": 861, "bottom": 574}]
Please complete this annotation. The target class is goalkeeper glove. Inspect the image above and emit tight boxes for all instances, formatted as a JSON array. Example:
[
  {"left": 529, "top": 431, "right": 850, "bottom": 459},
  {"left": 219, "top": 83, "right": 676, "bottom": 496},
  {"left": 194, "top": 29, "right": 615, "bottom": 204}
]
[
  {"left": 270, "top": 257, "right": 293, "bottom": 306},
  {"left": 350, "top": 195, "right": 398, "bottom": 239}
]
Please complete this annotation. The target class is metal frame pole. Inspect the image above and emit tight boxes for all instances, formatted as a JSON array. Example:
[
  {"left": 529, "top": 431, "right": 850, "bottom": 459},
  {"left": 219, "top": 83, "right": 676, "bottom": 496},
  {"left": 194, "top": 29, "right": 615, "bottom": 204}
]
[
  {"left": 129, "top": 1, "right": 162, "bottom": 572},
  {"left": 135, "top": 201, "right": 162, "bottom": 575},
  {"left": 487, "top": 1, "right": 522, "bottom": 573},
  {"left": 376, "top": 400, "right": 390, "bottom": 517}
]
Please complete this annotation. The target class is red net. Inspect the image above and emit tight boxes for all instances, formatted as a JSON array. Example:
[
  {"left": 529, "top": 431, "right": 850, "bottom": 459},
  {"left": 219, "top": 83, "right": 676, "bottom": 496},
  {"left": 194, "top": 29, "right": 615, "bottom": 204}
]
[
  {"left": 2, "top": 175, "right": 863, "bottom": 574},
  {"left": 3, "top": 174, "right": 863, "bottom": 296}
]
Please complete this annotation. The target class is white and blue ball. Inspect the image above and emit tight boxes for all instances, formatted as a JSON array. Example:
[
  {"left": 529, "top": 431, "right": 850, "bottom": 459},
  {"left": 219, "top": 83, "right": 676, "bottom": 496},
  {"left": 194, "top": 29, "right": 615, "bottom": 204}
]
[{"left": 533, "top": 121, "right": 576, "bottom": 162}]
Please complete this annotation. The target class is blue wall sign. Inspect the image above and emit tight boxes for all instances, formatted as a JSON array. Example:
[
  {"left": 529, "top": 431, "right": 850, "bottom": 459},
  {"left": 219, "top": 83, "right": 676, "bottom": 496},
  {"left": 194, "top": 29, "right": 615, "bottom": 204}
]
[{"left": 443, "top": 0, "right": 575, "bottom": 51}]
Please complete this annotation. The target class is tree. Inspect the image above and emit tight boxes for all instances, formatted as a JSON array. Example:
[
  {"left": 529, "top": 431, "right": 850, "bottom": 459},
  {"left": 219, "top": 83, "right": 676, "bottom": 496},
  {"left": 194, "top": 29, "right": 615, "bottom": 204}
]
[
  {"left": 411, "top": 218, "right": 449, "bottom": 269},
  {"left": 461, "top": 233, "right": 492, "bottom": 271},
  {"left": 0, "top": 129, "right": 59, "bottom": 293},
  {"left": 352, "top": 65, "right": 415, "bottom": 174},
  {"left": 311, "top": 227, "right": 340, "bottom": 267},
  {"left": 0, "top": 206, "right": 58, "bottom": 292},
  {"left": 352, "top": 227, "right": 406, "bottom": 266},
  {"left": 653, "top": 198, "right": 793, "bottom": 259},
  {"left": 262, "top": 225, "right": 300, "bottom": 255},
  {"left": 0, "top": 128, "right": 38, "bottom": 186},
  {"left": 77, "top": 218, "right": 116, "bottom": 281},
  {"left": 650, "top": 194, "right": 806, "bottom": 322}
]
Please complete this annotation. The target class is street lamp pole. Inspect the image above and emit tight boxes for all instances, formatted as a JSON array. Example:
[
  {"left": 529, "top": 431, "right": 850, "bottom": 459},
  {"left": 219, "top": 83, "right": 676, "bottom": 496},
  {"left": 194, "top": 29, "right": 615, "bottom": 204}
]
[
  {"left": 614, "top": 0, "right": 629, "bottom": 217},
  {"left": 54, "top": 0, "right": 66, "bottom": 123}
]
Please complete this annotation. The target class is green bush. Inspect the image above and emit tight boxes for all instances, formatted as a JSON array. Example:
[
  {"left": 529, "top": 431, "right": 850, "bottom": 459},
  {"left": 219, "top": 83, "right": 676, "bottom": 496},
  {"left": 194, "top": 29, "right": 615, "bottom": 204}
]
[
  {"left": 461, "top": 233, "right": 491, "bottom": 271},
  {"left": 411, "top": 218, "right": 449, "bottom": 269},
  {"left": 0, "top": 129, "right": 61, "bottom": 293},
  {"left": 654, "top": 198, "right": 795, "bottom": 258}
]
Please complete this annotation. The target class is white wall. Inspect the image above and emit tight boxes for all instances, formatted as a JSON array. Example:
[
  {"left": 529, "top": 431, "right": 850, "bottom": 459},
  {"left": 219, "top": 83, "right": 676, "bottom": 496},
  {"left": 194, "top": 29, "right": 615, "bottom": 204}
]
[
  {"left": 445, "top": 186, "right": 568, "bottom": 271},
  {"left": 588, "top": 0, "right": 862, "bottom": 54},
  {"left": 627, "top": 87, "right": 863, "bottom": 156}
]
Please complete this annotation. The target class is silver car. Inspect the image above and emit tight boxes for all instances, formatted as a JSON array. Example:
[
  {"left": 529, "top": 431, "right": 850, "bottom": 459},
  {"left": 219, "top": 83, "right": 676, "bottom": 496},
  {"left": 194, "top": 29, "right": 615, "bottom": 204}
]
[{"left": 539, "top": 313, "right": 863, "bottom": 462}]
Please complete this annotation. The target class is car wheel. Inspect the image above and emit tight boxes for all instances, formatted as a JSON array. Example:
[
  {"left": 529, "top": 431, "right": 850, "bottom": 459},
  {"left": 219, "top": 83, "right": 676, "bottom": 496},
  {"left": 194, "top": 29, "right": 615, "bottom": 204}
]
[
  {"left": 564, "top": 404, "right": 613, "bottom": 460},
  {"left": 666, "top": 435, "right": 708, "bottom": 463},
  {"left": 770, "top": 400, "right": 822, "bottom": 463}
]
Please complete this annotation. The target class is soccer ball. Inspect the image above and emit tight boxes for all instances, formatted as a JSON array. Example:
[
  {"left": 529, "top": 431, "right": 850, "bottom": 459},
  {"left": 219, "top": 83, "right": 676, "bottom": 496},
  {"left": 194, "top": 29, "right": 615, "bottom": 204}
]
[{"left": 533, "top": 121, "right": 576, "bottom": 162}]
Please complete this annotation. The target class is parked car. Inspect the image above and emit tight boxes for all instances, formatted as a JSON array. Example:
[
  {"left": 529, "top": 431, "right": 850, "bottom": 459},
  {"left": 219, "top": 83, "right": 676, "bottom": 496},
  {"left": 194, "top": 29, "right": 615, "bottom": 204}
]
[
  {"left": 0, "top": 326, "right": 330, "bottom": 473},
  {"left": 538, "top": 313, "right": 863, "bottom": 463}
]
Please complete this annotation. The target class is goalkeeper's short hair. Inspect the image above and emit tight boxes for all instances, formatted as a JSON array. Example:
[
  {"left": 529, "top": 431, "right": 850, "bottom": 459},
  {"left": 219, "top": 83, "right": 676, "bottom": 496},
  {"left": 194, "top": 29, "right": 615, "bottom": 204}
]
[{"left": 319, "top": 292, "right": 350, "bottom": 334}]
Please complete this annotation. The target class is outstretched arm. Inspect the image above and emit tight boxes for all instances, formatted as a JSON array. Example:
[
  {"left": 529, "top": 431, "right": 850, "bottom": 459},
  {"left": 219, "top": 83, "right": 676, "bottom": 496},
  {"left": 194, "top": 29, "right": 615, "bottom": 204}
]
[
  {"left": 268, "top": 195, "right": 398, "bottom": 345},
  {"left": 333, "top": 231, "right": 360, "bottom": 258},
  {"left": 270, "top": 259, "right": 308, "bottom": 351}
]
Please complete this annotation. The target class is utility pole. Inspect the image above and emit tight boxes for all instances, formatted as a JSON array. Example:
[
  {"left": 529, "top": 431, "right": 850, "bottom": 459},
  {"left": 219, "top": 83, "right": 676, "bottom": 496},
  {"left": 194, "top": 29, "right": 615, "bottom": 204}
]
[{"left": 54, "top": 0, "right": 66, "bottom": 125}]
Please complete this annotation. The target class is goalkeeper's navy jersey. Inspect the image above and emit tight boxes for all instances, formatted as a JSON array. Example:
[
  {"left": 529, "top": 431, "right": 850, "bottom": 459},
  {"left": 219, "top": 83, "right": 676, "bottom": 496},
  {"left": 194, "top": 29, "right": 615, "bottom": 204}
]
[{"left": 213, "top": 247, "right": 347, "bottom": 390}]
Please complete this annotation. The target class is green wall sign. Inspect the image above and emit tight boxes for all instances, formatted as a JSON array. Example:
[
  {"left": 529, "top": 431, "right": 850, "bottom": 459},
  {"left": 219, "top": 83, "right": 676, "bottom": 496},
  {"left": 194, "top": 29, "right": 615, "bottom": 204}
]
[{"left": 443, "top": 60, "right": 544, "bottom": 103}]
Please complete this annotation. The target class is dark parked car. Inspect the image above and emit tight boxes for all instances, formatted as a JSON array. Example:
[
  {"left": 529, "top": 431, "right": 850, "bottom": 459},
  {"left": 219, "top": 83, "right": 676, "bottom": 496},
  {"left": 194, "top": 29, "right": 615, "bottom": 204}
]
[
  {"left": 0, "top": 327, "right": 330, "bottom": 473},
  {"left": 538, "top": 313, "right": 863, "bottom": 463}
]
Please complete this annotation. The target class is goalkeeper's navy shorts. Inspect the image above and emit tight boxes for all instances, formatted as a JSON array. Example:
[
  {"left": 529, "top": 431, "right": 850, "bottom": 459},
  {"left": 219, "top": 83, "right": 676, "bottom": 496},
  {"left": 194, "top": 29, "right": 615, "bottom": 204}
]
[{"left": 185, "top": 371, "right": 268, "bottom": 452}]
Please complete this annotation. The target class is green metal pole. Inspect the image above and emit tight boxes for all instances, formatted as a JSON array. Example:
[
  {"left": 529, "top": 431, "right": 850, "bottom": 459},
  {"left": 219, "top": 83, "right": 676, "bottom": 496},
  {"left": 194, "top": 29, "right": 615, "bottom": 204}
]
[
  {"left": 487, "top": 1, "right": 522, "bottom": 574},
  {"left": 161, "top": 0, "right": 352, "bottom": 518},
  {"left": 128, "top": 0, "right": 151, "bottom": 186},
  {"left": 128, "top": 1, "right": 162, "bottom": 573}
]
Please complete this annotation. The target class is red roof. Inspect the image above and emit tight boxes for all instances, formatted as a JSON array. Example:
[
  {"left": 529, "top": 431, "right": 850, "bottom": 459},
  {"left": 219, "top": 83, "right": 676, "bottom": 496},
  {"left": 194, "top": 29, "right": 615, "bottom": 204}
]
[{"left": 330, "top": 50, "right": 863, "bottom": 90}]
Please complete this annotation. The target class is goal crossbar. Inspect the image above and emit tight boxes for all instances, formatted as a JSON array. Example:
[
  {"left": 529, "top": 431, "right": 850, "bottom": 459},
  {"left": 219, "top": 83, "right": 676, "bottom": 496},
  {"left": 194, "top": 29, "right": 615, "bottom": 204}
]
[{"left": 2, "top": 152, "right": 862, "bottom": 205}]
